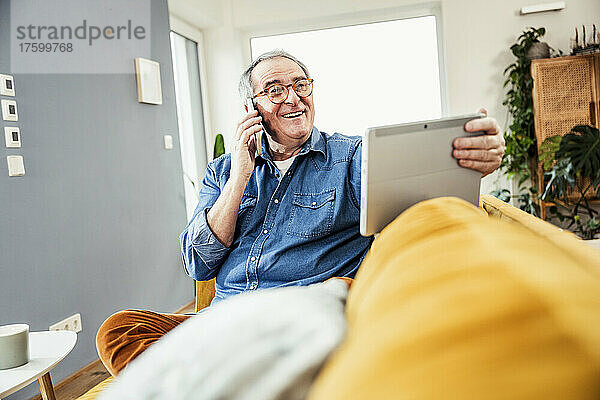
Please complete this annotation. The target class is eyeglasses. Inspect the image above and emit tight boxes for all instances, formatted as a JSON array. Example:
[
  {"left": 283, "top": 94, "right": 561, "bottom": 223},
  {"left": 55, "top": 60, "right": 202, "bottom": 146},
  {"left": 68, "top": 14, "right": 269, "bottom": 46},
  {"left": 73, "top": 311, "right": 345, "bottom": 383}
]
[{"left": 253, "top": 78, "right": 314, "bottom": 104}]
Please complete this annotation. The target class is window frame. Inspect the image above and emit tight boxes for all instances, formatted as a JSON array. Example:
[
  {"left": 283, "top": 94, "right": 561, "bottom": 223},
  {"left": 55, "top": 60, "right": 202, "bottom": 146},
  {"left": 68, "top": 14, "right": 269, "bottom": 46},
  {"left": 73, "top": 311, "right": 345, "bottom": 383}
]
[{"left": 170, "top": 15, "right": 214, "bottom": 164}]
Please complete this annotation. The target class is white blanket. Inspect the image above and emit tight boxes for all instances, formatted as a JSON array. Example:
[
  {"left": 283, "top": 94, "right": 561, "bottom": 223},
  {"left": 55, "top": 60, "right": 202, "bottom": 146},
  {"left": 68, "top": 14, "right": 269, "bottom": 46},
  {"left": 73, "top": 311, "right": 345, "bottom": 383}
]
[{"left": 98, "top": 279, "right": 349, "bottom": 400}]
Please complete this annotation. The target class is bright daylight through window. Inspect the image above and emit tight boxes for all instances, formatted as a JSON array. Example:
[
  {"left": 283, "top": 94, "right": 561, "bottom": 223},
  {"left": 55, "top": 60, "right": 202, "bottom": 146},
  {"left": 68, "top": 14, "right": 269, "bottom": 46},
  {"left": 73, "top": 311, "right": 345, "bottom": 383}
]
[{"left": 251, "top": 16, "right": 443, "bottom": 136}]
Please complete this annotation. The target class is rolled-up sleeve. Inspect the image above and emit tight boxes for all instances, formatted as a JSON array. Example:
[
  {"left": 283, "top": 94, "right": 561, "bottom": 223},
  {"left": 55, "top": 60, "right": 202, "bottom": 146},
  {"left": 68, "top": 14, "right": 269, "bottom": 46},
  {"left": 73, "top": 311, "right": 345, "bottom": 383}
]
[{"left": 179, "top": 162, "right": 231, "bottom": 281}]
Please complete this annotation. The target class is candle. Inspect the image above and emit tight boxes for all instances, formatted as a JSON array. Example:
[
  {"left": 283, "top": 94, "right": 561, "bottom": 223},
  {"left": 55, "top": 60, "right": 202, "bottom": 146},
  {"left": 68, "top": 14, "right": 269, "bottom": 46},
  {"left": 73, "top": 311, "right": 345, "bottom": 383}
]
[{"left": 0, "top": 324, "right": 30, "bottom": 369}]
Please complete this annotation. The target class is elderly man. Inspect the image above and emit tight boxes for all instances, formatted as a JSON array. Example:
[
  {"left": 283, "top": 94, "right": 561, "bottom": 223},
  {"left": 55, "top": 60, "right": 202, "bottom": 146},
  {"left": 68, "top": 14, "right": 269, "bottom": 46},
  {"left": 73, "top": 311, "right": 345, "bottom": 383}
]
[{"left": 96, "top": 50, "right": 505, "bottom": 375}]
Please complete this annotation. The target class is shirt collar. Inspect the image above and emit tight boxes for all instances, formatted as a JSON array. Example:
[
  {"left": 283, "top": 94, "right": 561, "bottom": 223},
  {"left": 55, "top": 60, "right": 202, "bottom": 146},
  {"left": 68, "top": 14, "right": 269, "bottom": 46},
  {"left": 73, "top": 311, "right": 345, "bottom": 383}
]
[{"left": 257, "top": 126, "right": 326, "bottom": 163}]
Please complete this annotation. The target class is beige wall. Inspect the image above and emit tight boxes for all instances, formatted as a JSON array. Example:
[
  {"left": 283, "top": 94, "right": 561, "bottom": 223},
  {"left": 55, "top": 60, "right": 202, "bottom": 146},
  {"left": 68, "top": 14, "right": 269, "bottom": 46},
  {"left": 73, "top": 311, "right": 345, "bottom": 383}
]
[{"left": 168, "top": 0, "right": 600, "bottom": 194}]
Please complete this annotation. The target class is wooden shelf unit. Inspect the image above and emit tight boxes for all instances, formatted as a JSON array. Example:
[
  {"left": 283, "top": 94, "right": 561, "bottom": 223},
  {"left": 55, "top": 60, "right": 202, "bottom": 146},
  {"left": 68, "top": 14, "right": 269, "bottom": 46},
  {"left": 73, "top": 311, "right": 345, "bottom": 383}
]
[{"left": 531, "top": 54, "right": 600, "bottom": 219}]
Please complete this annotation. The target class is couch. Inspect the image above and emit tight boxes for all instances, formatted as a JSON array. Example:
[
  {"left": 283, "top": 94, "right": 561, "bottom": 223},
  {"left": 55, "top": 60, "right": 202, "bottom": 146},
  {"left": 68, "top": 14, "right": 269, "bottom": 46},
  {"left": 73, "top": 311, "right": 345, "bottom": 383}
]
[{"left": 78, "top": 195, "right": 600, "bottom": 399}]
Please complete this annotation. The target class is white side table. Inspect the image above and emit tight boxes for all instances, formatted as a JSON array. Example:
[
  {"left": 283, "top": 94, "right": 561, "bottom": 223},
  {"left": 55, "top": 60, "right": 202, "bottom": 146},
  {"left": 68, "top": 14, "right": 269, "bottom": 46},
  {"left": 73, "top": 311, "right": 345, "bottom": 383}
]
[{"left": 0, "top": 331, "right": 77, "bottom": 400}]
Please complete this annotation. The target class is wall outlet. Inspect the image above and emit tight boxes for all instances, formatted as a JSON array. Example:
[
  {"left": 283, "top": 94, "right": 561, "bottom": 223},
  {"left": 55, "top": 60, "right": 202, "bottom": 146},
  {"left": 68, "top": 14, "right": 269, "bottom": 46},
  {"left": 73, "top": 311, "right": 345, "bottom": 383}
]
[{"left": 49, "top": 313, "right": 82, "bottom": 333}]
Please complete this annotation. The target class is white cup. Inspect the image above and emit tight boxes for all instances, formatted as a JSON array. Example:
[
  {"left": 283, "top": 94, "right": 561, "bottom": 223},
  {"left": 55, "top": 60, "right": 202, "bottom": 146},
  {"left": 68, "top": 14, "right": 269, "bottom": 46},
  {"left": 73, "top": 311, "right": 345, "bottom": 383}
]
[{"left": 0, "top": 324, "right": 30, "bottom": 369}]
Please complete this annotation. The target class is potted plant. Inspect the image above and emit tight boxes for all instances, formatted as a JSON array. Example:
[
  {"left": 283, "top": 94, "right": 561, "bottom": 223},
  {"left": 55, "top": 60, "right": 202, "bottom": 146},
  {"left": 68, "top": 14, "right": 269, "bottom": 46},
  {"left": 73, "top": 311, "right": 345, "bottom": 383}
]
[
  {"left": 539, "top": 125, "right": 600, "bottom": 240},
  {"left": 493, "top": 27, "right": 561, "bottom": 214}
]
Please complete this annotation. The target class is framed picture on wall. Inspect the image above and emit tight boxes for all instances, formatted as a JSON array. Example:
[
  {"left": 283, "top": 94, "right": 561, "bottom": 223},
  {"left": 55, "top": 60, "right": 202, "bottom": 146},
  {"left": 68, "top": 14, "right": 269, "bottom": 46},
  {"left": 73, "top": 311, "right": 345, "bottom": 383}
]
[{"left": 134, "top": 58, "right": 163, "bottom": 105}]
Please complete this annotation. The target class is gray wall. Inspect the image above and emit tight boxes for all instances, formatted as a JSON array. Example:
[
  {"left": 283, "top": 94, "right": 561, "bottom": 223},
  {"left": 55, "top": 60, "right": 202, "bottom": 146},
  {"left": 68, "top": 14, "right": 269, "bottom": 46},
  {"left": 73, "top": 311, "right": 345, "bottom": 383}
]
[{"left": 0, "top": 1, "right": 192, "bottom": 399}]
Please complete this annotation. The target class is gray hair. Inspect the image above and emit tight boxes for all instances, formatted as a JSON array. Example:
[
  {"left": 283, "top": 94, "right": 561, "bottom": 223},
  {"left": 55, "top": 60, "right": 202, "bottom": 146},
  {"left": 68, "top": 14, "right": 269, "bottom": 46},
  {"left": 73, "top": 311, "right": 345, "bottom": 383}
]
[{"left": 238, "top": 50, "right": 311, "bottom": 101}]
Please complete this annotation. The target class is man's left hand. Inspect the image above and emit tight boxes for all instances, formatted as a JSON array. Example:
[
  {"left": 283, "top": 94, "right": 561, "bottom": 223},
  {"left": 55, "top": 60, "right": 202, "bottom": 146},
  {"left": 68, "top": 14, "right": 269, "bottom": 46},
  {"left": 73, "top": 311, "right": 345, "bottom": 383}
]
[{"left": 452, "top": 108, "right": 505, "bottom": 177}]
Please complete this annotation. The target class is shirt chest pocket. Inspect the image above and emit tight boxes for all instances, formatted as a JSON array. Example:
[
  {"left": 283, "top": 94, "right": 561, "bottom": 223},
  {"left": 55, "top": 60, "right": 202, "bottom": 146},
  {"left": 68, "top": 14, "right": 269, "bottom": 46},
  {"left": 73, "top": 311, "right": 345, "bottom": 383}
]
[{"left": 287, "top": 188, "right": 336, "bottom": 238}]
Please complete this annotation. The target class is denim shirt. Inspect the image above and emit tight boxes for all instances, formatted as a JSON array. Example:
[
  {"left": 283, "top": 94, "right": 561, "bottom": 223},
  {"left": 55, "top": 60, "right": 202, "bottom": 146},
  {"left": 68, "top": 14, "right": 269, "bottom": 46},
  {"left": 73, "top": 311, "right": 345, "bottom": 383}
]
[{"left": 179, "top": 127, "right": 374, "bottom": 304}]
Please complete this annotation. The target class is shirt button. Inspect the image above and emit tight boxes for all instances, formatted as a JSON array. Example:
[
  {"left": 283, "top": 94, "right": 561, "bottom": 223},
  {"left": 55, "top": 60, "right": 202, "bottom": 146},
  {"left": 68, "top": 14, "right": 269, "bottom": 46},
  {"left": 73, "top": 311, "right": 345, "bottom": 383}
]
[
  {"left": 312, "top": 201, "right": 317, "bottom": 206},
  {"left": 274, "top": 199, "right": 279, "bottom": 204},
  {"left": 250, "top": 256, "right": 256, "bottom": 262},
  {"left": 263, "top": 229, "right": 269, "bottom": 234}
]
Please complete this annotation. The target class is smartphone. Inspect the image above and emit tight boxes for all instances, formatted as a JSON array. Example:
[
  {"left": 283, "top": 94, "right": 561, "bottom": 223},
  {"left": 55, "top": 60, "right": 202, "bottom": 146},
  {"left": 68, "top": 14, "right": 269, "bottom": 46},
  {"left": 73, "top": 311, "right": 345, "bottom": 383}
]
[{"left": 245, "top": 98, "right": 263, "bottom": 156}]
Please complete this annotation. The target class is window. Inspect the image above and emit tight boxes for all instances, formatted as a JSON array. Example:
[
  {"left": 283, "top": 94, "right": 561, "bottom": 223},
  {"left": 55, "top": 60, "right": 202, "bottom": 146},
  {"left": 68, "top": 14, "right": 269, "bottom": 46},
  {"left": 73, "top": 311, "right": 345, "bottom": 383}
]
[
  {"left": 251, "top": 16, "right": 443, "bottom": 136},
  {"left": 170, "top": 31, "right": 208, "bottom": 219}
]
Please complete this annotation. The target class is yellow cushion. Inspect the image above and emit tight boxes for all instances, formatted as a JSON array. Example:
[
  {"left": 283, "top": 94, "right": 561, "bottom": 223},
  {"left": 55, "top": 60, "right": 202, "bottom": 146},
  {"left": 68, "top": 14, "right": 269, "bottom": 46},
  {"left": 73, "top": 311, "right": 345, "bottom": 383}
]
[
  {"left": 76, "top": 377, "right": 113, "bottom": 400},
  {"left": 308, "top": 197, "right": 600, "bottom": 400}
]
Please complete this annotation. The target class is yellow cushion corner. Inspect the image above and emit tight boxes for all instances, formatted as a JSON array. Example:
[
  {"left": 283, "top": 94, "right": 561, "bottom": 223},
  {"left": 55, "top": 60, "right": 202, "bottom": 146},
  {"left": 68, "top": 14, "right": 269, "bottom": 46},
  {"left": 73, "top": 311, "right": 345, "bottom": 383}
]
[{"left": 309, "top": 197, "right": 600, "bottom": 400}]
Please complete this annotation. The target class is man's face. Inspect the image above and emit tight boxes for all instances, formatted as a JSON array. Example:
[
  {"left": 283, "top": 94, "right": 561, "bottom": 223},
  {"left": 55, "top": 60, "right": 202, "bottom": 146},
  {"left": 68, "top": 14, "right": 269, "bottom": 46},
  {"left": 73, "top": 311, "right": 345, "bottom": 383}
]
[{"left": 250, "top": 57, "right": 315, "bottom": 145}]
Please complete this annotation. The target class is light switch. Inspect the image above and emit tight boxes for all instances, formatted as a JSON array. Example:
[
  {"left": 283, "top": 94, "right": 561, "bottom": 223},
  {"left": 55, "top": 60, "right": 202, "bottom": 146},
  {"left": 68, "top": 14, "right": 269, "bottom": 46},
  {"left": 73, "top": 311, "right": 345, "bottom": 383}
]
[
  {"left": 7, "top": 155, "right": 25, "bottom": 177},
  {"left": 1, "top": 99, "right": 18, "bottom": 121},
  {"left": 0, "top": 74, "right": 15, "bottom": 96},
  {"left": 164, "top": 134, "right": 173, "bottom": 150},
  {"left": 4, "top": 127, "right": 21, "bottom": 148}
]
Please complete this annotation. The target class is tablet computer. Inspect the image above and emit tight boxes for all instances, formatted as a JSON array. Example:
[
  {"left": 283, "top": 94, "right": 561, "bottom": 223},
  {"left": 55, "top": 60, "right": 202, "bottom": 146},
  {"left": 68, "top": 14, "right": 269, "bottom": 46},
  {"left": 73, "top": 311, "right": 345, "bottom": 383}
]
[{"left": 360, "top": 113, "right": 484, "bottom": 236}]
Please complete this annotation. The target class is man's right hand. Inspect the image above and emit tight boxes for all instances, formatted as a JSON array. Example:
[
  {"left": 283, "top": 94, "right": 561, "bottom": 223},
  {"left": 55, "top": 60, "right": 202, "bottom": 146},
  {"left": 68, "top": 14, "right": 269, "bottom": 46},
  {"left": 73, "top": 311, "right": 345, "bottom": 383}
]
[
  {"left": 205, "top": 110, "right": 262, "bottom": 248},
  {"left": 230, "top": 110, "right": 262, "bottom": 184}
]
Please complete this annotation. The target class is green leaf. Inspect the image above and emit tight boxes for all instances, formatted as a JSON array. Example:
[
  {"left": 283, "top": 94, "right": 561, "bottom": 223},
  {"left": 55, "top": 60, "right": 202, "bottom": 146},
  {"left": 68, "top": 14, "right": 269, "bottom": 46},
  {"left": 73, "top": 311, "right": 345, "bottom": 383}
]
[
  {"left": 539, "top": 135, "right": 562, "bottom": 170},
  {"left": 213, "top": 133, "right": 225, "bottom": 159},
  {"left": 556, "top": 125, "right": 600, "bottom": 178},
  {"left": 490, "top": 189, "right": 511, "bottom": 202},
  {"left": 542, "top": 158, "right": 575, "bottom": 201},
  {"left": 587, "top": 218, "right": 600, "bottom": 230},
  {"left": 503, "top": 63, "right": 516, "bottom": 74},
  {"left": 518, "top": 173, "right": 529, "bottom": 186}
]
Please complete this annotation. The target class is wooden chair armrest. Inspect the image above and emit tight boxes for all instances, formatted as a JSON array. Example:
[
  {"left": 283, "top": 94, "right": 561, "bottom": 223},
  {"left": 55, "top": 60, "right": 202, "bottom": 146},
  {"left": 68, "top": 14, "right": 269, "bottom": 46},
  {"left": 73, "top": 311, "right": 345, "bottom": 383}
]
[{"left": 195, "top": 279, "right": 216, "bottom": 313}]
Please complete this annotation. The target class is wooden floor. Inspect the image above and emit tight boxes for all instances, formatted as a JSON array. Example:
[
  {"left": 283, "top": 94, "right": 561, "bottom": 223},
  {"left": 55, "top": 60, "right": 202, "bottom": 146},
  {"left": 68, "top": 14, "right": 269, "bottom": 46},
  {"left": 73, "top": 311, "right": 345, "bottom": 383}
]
[
  {"left": 29, "top": 300, "right": 195, "bottom": 400},
  {"left": 28, "top": 360, "right": 112, "bottom": 400}
]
